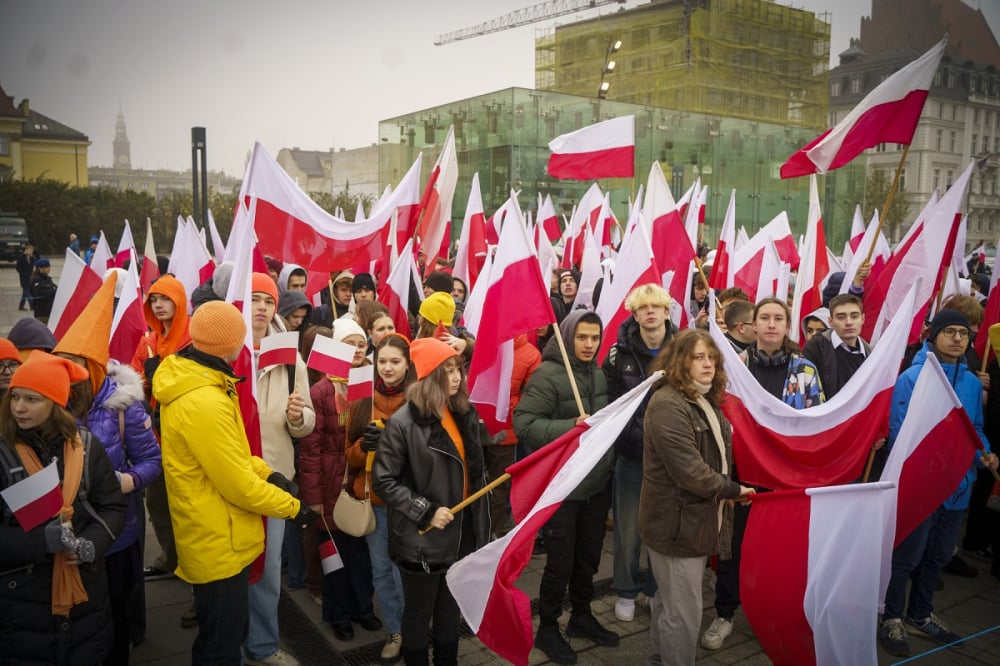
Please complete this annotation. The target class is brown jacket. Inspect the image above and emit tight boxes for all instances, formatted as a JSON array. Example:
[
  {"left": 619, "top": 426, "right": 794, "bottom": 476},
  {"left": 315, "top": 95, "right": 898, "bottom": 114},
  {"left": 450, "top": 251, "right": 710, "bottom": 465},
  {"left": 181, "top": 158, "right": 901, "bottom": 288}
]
[
  {"left": 344, "top": 390, "right": 406, "bottom": 507},
  {"left": 638, "top": 384, "right": 741, "bottom": 558}
]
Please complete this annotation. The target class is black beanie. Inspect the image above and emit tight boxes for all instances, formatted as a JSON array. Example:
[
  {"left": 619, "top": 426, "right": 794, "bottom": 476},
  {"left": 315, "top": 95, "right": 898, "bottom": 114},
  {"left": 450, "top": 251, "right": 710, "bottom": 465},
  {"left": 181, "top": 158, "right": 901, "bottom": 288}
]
[
  {"left": 928, "top": 309, "right": 971, "bottom": 345},
  {"left": 423, "top": 270, "right": 453, "bottom": 294},
  {"left": 352, "top": 273, "right": 376, "bottom": 294}
]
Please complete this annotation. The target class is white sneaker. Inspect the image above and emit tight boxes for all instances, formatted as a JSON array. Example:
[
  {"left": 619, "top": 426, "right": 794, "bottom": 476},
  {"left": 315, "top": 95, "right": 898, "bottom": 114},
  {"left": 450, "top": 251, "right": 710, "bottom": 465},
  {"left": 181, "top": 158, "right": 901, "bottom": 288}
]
[
  {"left": 380, "top": 632, "right": 402, "bottom": 663},
  {"left": 245, "top": 649, "right": 300, "bottom": 666},
  {"left": 701, "top": 616, "right": 733, "bottom": 650},
  {"left": 614, "top": 597, "right": 636, "bottom": 622}
]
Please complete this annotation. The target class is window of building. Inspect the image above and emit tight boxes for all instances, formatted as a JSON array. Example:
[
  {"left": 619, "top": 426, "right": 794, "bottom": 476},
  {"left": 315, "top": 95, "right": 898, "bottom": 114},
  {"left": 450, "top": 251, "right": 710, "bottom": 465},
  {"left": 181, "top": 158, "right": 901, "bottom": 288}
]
[
  {"left": 875, "top": 142, "right": 886, "bottom": 153},
  {"left": 950, "top": 131, "right": 957, "bottom": 152},
  {"left": 953, "top": 105, "right": 957, "bottom": 121},
  {"left": 975, "top": 109, "right": 981, "bottom": 124},
  {"left": 934, "top": 69, "right": 943, "bottom": 87},
  {"left": 831, "top": 80, "right": 841, "bottom": 96},
  {"left": 946, "top": 169, "right": 954, "bottom": 189},
  {"left": 0, "top": 135, "right": 8, "bottom": 156},
  {"left": 947, "top": 70, "right": 955, "bottom": 88},
  {"left": 936, "top": 128, "right": 943, "bottom": 150},
  {"left": 933, "top": 168, "right": 940, "bottom": 191},
  {"left": 984, "top": 135, "right": 990, "bottom": 153},
  {"left": 973, "top": 134, "right": 978, "bottom": 152},
  {"left": 899, "top": 168, "right": 906, "bottom": 192},
  {"left": 995, "top": 136, "right": 1000, "bottom": 153},
  {"left": 896, "top": 143, "right": 905, "bottom": 150},
  {"left": 850, "top": 77, "right": 861, "bottom": 94}
]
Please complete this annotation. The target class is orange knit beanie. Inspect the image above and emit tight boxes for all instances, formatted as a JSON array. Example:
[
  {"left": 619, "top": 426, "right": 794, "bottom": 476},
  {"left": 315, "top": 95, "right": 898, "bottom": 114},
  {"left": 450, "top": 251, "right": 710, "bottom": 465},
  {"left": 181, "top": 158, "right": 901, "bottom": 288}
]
[
  {"left": 189, "top": 301, "right": 247, "bottom": 360},
  {"left": 409, "top": 337, "right": 459, "bottom": 381},
  {"left": 9, "top": 350, "right": 90, "bottom": 406}
]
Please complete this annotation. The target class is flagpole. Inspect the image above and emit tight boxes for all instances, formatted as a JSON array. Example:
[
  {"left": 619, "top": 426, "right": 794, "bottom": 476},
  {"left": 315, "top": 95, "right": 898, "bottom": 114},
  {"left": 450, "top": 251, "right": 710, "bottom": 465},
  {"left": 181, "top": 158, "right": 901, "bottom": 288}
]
[
  {"left": 417, "top": 473, "right": 511, "bottom": 536},
  {"left": 862, "top": 143, "right": 911, "bottom": 265},
  {"left": 550, "top": 322, "right": 587, "bottom": 418}
]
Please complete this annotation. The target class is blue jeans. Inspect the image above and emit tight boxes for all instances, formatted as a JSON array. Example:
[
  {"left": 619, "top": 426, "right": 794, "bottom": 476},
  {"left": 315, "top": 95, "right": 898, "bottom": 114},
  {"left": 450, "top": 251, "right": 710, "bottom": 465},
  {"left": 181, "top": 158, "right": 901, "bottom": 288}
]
[
  {"left": 612, "top": 456, "right": 657, "bottom": 600},
  {"left": 883, "top": 506, "right": 964, "bottom": 621},
  {"left": 244, "top": 516, "right": 286, "bottom": 659},
  {"left": 366, "top": 505, "right": 404, "bottom": 633},
  {"left": 193, "top": 566, "right": 248, "bottom": 665}
]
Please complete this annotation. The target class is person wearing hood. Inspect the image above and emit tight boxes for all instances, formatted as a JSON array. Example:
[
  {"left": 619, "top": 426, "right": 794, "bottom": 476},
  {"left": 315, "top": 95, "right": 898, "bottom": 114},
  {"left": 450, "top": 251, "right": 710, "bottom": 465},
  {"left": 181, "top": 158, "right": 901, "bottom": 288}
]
[
  {"left": 278, "top": 263, "right": 307, "bottom": 293},
  {"left": 128, "top": 274, "right": 191, "bottom": 586},
  {"left": 879, "top": 310, "right": 999, "bottom": 657},
  {"left": 514, "top": 309, "right": 617, "bottom": 664},
  {"left": 246, "top": 273, "right": 315, "bottom": 666},
  {"left": 602, "top": 285, "right": 678, "bottom": 624},
  {"left": 55, "top": 274, "right": 162, "bottom": 664},
  {"left": 152, "top": 301, "right": 317, "bottom": 665},
  {"left": 277, "top": 289, "right": 314, "bottom": 355},
  {"left": 311, "top": 270, "right": 354, "bottom": 328},
  {"left": 800, "top": 307, "right": 830, "bottom": 343},
  {"left": 8, "top": 317, "right": 57, "bottom": 359}
]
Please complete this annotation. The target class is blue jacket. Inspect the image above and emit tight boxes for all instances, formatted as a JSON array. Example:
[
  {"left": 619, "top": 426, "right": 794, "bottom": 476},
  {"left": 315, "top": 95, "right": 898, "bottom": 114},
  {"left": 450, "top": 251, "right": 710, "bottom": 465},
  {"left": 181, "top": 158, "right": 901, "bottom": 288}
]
[
  {"left": 888, "top": 343, "right": 990, "bottom": 511},
  {"left": 86, "top": 362, "right": 162, "bottom": 554}
]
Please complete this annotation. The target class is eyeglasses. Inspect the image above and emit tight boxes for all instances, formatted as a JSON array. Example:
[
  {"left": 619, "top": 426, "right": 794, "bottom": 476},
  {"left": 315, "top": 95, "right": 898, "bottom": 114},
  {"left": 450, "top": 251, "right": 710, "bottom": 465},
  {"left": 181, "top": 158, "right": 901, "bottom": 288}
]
[
  {"left": 940, "top": 327, "right": 970, "bottom": 339},
  {"left": 0, "top": 362, "right": 20, "bottom": 374}
]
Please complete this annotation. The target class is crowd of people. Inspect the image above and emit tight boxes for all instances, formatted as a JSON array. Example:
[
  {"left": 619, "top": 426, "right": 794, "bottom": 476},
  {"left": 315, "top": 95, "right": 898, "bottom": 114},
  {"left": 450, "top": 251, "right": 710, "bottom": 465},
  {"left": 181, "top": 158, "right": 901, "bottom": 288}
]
[{"left": 1, "top": 246, "right": 999, "bottom": 666}]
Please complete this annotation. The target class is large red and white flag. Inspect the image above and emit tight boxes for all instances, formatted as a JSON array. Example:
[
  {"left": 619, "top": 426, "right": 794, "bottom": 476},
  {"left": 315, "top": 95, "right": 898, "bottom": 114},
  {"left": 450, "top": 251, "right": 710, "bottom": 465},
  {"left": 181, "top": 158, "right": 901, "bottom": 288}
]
[
  {"left": 452, "top": 173, "right": 488, "bottom": 293},
  {"left": 732, "top": 212, "right": 800, "bottom": 298},
  {"left": 862, "top": 162, "right": 972, "bottom": 344},
  {"left": 168, "top": 216, "right": 215, "bottom": 304},
  {"left": 140, "top": 218, "right": 160, "bottom": 295},
  {"left": 48, "top": 249, "right": 103, "bottom": 339},
  {"left": 708, "top": 190, "right": 736, "bottom": 290},
  {"left": 468, "top": 196, "right": 555, "bottom": 434},
  {"left": 206, "top": 209, "right": 226, "bottom": 263},
  {"left": 789, "top": 175, "right": 831, "bottom": 343},
  {"left": 115, "top": 220, "right": 136, "bottom": 268},
  {"left": 377, "top": 238, "right": 420, "bottom": 340},
  {"left": 547, "top": 115, "right": 634, "bottom": 180},
  {"left": 741, "top": 482, "right": 896, "bottom": 666},
  {"left": 0, "top": 460, "right": 62, "bottom": 532},
  {"left": 240, "top": 142, "right": 422, "bottom": 275},
  {"left": 711, "top": 284, "right": 917, "bottom": 489},
  {"left": 781, "top": 37, "right": 946, "bottom": 178},
  {"left": 572, "top": 223, "right": 601, "bottom": 311},
  {"left": 109, "top": 249, "right": 146, "bottom": 365},
  {"left": 416, "top": 125, "right": 459, "bottom": 269},
  {"left": 306, "top": 335, "right": 357, "bottom": 379},
  {"left": 447, "top": 373, "right": 661, "bottom": 666},
  {"left": 561, "top": 184, "right": 605, "bottom": 268},
  {"left": 537, "top": 193, "right": 561, "bottom": 243},
  {"left": 89, "top": 231, "right": 114, "bottom": 274},
  {"left": 258, "top": 331, "right": 300, "bottom": 370},
  {"left": 839, "top": 209, "right": 891, "bottom": 296}
]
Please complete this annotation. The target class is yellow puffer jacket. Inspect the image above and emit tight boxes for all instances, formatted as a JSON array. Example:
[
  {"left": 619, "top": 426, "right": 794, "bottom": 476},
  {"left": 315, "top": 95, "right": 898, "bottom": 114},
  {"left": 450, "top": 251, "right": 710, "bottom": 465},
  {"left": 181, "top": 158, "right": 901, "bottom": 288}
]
[{"left": 152, "top": 352, "right": 301, "bottom": 584}]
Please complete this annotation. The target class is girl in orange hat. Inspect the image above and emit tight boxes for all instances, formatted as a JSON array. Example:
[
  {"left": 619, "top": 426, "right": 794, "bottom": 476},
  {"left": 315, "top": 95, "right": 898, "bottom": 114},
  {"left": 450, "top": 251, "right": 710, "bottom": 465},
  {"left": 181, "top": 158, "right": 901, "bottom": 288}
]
[{"left": 0, "top": 352, "right": 127, "bottom": 664}]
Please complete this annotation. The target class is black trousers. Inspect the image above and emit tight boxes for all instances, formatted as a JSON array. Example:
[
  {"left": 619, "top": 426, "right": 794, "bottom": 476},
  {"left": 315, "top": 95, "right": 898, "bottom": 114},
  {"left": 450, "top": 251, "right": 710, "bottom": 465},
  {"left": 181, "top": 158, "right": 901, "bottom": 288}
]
[
  {"left": 537, "top": 487, "right": 611, "bottom": 626},
  {"left": 105, "top": 539, "right": 143, "bottom": 666},
  {"left": 714, "top": 501, "right": 750, "bottom": 619},
  {"left": 322, "top": 529, "right": 375, "bottom": 626},
  {"left": 399, "top": 569, "right": 461, "bottom": 655},
  {"left": 192, "top": 566, "right": 249, "bottom": 666}
]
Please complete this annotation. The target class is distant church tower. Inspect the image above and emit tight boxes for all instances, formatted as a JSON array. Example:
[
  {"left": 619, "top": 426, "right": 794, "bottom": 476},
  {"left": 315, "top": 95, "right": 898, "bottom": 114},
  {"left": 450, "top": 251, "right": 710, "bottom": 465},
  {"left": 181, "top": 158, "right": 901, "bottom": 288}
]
[{"left": 113, "top": 109, "right": 131, "bottom": 169}]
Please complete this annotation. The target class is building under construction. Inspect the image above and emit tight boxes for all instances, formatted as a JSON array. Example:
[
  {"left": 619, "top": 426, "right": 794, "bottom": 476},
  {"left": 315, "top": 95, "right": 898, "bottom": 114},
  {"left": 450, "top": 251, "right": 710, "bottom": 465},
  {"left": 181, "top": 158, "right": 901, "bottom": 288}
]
[{"left": 535, "top": 0, "right": 831, "bottom": 131}]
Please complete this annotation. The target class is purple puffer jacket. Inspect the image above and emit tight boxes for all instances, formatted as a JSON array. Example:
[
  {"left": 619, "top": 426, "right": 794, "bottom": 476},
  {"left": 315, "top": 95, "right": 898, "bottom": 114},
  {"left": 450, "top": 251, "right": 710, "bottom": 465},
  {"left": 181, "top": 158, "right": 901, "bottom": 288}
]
[{"left": 86, "top": 362, "right": 162, "bottom": 555}]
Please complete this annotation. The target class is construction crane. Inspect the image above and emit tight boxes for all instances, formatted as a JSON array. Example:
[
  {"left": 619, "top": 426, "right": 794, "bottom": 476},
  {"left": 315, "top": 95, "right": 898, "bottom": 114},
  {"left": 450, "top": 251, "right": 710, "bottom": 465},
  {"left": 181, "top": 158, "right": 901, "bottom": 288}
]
[{"left": 434, "top": 0, "right": 626, "bottom": 46}]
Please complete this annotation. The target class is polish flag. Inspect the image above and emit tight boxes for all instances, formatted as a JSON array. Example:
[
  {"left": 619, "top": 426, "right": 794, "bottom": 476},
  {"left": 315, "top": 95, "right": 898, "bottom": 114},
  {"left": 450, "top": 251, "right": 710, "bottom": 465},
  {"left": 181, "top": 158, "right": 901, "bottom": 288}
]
[
  {"left": 109, "top": 249, "right": 147, "bottom": 365},
  {"left": 115, "top": 220, "right": 136, "bottom": 268},
  {"left": 140, "top": 218, "right": 160, "bottom": 295},
  {"left": 49, "top": 249, "right": 103, "bottom": 339},
  {"left": 206, "top": 209, "right": 226, "bottom": 263},
  {"left": 974, "top": 226, "right": 1000, "bottom": 362},
  {"left": 840, "top": 205, "right": 865, "bottom": 267},
  {"left": 0, "top": 460, "right": 62, "bottom": 532},
  {"left": 571, "top": 224, "right": 601, "bottom": 311},
  {"left": 741, "top": 482, "right": 896, "bottom": 666},
  {"left": 711, "top": 284, "right": 917, "bottom": 490},
  {"left": 862, "top": 162, "right": 972, "bottom": 344},
  {"left": 562, "top": 184, "right": 604, "bottom": 268},
  {"left": 461, "top": 251, "right": 493, "bottom": 340},
  {"left": 417, "top": 125, "right": 459, "bottom": 269},
  {"left": 468, "top": 197, "right": 555, "bottom": 434},
  {"left": 790, "top": 176, "right": 831, "bottom": 343},
  {"left": 258, "top": 331, "right": 300, "bottom": 370},
  {"left": 319, "top": 531, "right": 344, "bottom": 573},
  {"left": 89, "top": 231, "right": 114, "bottom": 273},
  {"left": 733, "top": 212, "right": 800, "bottom": 297},
  {"left": 168, "top": 217, "right": 215, "bottom": 303},
  {"left": 447, "top": 373, "right": 660, "bottom": 666},
  {"left": 537, "top": 194, "right": 561, "bottom": 243},
  {"left": 347, "top": 365, "right": 374, "bottom": 402},
  {"left": 708, "top": 190, "right": 736, "bottom": 290},
  {"left": 377, "top": 238, "right": 420, "bottom": 340},
  {"left": 453, "top": 173, "right": 488, "bottom": 292},
  {"left": 240, "top": 142, "right": 422, "bottom": 272},
  {"left": 547, "top": 115, "right": 634, "bottom": 180},
  {"left": 840, "top": 209, "right": 891, "bottom": 296},
  {"left": 307, "top": 335, "right": 357, "bottom": 379},
  {"left": 780, "top": 37, "right": 946, "bottom": 178},
  {"left": 595, "top": 202, "right": 661, "bottom": 363}
]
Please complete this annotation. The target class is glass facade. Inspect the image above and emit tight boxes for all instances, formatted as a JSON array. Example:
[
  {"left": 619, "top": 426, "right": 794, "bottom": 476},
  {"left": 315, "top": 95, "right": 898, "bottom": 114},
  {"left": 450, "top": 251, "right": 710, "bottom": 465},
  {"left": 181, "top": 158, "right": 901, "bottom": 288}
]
[{"left": 379, "top": 87, "right": 864, "bottom": 250}]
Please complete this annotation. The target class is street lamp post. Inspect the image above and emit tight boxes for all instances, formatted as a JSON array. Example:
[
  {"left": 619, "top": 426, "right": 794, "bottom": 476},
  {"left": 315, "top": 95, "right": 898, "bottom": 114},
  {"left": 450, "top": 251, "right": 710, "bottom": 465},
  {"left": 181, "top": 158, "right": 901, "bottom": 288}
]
[{"left": 597, "top": 37, "right": 622, "bottom": 99}]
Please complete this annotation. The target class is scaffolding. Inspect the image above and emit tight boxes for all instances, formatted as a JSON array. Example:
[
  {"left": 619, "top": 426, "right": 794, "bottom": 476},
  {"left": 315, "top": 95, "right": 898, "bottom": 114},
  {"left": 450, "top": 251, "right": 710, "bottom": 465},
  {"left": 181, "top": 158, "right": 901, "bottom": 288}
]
[{"left": 535, "top": 0, "right": 831, "bottom": 130}]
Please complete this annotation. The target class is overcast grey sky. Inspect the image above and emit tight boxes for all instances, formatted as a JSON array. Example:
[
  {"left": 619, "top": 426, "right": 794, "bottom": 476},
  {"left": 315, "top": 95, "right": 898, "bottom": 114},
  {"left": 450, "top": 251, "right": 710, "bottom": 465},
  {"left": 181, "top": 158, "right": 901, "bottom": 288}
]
[{"left": 2, "top": 0, "right": 997, "bottom": 177}]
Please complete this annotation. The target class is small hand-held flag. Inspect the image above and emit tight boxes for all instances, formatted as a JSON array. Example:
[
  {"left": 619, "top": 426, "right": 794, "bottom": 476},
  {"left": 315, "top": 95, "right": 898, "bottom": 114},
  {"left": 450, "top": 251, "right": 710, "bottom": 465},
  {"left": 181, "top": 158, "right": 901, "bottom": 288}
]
[
  {"left": 0, "top": 460, "right": 62, "bottom": 532},
  {"left": 307, "top": 335, "right": 357, "bottom": 378}
]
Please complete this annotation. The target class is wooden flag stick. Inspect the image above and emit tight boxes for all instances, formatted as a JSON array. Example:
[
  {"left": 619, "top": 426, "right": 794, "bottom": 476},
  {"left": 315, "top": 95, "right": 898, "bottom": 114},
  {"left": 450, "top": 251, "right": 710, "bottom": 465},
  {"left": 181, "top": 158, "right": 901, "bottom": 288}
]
[
  {"left": 551, "top": 322, "right": 587, "bottom": 418},
  {"left": 417, "top": 473, "right": 511, "bottom": 536},
  {"left": 861, "top": 447, "right": 878, "bottom": 483},
  {"left": 863, "top": 143, "right": 911, "bottom": 265}
]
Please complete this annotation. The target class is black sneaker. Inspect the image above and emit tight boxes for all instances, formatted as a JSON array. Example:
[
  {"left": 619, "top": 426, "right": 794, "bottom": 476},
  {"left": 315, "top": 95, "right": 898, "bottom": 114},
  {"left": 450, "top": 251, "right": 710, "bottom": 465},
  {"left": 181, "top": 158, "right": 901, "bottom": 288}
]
[
  {"left": 904, "top": 614, "right": 964, "bottom": 648},
  {"left": 143, "top": 565, "right": 175, "bottom": 581},
  {"left": 353, "top": 615, "right": 383, "bottom": 632},
  {"left": 943, "top": 555, "right": 978, "bottom": 578},
  {"left": 534, "top": 624, "right": 577, "bottom": 665},
  {"left": 566, "top": 612, "right": 619, "bottom": 647},
  {"left": 878, "top": 618, "right": 910, "bottom": 657}
]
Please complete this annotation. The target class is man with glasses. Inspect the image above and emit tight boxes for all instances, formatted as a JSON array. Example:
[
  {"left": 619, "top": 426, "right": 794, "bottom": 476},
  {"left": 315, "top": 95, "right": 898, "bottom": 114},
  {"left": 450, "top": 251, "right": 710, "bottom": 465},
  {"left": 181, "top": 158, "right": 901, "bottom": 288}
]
[
  {"left": 0, "top": 339, "right": 20, "bottom": 397},
  {"left": 879, "top": 310, "right": 999, "bottom": 657}
]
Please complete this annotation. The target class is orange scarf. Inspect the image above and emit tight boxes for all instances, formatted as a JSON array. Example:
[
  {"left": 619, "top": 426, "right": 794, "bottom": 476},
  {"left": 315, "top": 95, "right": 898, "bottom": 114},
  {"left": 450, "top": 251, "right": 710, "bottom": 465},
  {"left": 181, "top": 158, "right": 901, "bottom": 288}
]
[{"left": 15, "top": 435, "right": 88, "bottom": 617}]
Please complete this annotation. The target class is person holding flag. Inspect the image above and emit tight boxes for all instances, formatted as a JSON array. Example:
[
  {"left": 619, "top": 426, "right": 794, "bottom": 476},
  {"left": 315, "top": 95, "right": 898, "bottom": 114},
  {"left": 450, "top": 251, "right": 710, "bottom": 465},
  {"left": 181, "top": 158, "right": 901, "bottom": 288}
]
[
  {"left": 298, "top": 318, "right": 381, "bottom": 642},
  {"left": 345, "top": 333, "right": 415, "bottom": 663},
  {"left": 372, "top": 337, "right": 491, "bottom": 666},
  {"left": 0, "top": 351, "right": 128, "bottom": 664}
]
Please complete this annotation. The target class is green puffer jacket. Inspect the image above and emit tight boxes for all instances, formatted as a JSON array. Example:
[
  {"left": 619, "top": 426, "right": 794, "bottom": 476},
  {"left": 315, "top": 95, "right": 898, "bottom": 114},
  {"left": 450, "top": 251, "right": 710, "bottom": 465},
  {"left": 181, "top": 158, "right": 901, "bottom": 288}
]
[{"left": 513, "top": 310, "right": 610, "bottom": 502}]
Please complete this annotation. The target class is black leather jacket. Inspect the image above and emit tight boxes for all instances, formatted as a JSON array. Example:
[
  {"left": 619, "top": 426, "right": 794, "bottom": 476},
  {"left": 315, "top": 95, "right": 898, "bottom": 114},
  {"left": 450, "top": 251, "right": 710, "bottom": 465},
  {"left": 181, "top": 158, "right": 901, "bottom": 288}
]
[{"left": 372, "top": 402, "right": 491, "bottom": 573}]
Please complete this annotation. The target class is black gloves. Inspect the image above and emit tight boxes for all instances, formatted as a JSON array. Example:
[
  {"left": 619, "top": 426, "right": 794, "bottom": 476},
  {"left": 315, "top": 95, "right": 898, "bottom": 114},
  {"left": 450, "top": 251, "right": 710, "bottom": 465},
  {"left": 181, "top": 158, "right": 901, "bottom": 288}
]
[
  {"left": 267, "top": 472, "right": 299, "bottom": 498},
  {"left": 360, "top": 421, "right": 384, "bottom": 453},
  {"left": 290, "top": 503, "right": 319, "bottom": 527}
]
